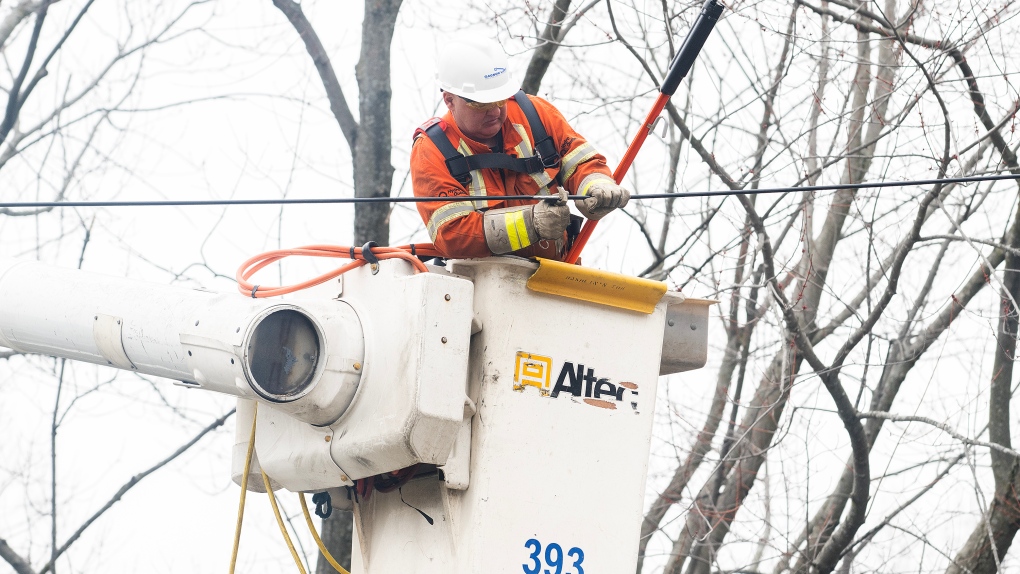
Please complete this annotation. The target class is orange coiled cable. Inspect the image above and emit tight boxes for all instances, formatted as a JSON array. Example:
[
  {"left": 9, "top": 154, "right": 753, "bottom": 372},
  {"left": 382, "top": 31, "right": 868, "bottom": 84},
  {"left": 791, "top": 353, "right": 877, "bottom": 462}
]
[{"left": 236, "top": 243, "right": 444, "bottom": 298}]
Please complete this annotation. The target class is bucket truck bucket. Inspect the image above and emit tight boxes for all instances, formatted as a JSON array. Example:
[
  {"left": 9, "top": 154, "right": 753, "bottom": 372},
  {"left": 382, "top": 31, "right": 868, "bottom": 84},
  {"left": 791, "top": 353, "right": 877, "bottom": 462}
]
[{"left": 350, "top": 256, "right": 715, "bottom": 574}]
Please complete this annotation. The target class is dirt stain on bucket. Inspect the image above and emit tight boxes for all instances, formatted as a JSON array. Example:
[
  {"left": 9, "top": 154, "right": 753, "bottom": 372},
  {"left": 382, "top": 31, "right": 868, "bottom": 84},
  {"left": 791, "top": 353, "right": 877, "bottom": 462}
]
[{"left": 584, "top": 398, "right": 617, "bottom": 410}]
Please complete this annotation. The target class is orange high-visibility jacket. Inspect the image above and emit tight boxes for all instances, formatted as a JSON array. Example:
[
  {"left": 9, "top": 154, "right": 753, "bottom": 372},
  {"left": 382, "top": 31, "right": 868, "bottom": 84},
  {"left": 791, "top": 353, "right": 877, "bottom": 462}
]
[{"left": 411, "top": 95, "right": 614, "bottom": 260}]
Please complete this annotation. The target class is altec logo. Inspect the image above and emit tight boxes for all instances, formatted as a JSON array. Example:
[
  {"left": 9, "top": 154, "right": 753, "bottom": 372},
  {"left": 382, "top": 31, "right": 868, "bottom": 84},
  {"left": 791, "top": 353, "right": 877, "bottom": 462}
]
[
  {"left": 484, "top": 66, "right": 507, "bottom": 79},
  {"left": 513, "top": 351, "right": 640, "bottom": 412}
]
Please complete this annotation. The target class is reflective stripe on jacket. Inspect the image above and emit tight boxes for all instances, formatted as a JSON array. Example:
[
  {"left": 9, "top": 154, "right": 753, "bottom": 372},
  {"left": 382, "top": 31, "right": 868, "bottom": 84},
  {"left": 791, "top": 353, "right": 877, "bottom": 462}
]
[{"left": 411, "top": 95, "right": 613, "bottom": 260}]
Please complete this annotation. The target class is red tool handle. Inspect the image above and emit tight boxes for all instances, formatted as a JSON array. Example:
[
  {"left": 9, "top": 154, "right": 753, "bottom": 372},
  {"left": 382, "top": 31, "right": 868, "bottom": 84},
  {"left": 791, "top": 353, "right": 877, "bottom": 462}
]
[
  {"left": 565, "top": 93, "right": 670, "bottom": 264},
  {"left": 563, "top": 0, "right": 724, "bottom": 265}
]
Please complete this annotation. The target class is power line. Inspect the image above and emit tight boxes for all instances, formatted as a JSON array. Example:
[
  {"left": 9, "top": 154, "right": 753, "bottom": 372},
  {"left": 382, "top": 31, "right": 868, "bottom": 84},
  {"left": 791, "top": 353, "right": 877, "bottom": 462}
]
[
  {"left": 2, "top": 173, "right": 1018, "bottom": 209},
  {"left": 633, "top": 173, "right": 1020, "bottom": 199}
]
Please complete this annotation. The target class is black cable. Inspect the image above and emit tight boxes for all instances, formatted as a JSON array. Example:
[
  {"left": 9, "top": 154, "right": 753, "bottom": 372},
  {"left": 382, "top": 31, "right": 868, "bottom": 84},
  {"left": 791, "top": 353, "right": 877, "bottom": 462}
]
[{"left": 1, "top": 173, "right": 1018, "bottom": 209}]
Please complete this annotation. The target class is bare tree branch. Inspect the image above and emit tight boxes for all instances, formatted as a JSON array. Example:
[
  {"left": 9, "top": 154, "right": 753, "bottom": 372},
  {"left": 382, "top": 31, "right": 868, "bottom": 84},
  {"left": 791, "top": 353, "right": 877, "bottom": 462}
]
[
  {"left": 16, "top": 0, "right": 96, "bottom": 113},
  {"left": 844, "top": 453, "right": 966, "bottom": 560},
  {"left": 0, "top": 538, "right": 35, "bottom": 574},
  {"left": 271, "top": 0, "right": 358, "bottom": 150},
  {"left": 0, "top": 0, "right": 48, "bottom": 50},
  {"left": 857, "top": 413, "right": 1020, "bottom": 460},
  {"left": 777, "top": 239, "right": 1005, "bottom": 574},
  {"left": 796, "top": 0, "right": 1020, "bottom": 171},
  {"left": 0, "top": 0, "right": 50, "bottom": 146},
  {"left": 0, "top": 1, "right": 213, "bottom": 174},
  {"left": 521, "top": 0, "right": 571, "bottom": 95},
  {"left": 34, "top": 409, "right": 235, "bottom": 574},
  {"left": 920, "top": 234, "right": 1020, "bottom": 256}
]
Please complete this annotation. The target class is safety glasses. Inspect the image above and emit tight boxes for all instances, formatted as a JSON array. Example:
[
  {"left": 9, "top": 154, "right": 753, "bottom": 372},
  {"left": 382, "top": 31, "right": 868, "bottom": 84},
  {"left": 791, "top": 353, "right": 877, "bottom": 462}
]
[{"left": 462, "top": 97, "right": 508, "bottom": 112}]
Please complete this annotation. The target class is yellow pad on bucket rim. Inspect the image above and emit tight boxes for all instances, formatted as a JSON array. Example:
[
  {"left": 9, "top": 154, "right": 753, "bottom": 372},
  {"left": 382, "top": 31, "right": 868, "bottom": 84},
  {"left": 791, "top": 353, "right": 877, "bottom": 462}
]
[{"left": 526, "top": 257, "right": 668, "bottom": 314}]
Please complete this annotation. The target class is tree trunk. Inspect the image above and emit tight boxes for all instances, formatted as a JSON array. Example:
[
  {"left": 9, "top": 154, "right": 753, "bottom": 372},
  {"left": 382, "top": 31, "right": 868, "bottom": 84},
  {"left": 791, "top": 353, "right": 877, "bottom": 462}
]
[
  {"left": 274, "top": 0, "right": 403, "bottom": 563},
  {"left": 520, "top": 0, "right": 571, "bottom": 95},
  {"left": 271, "top": 0, "right": 400, "bottom": 248},
  {"left": 327, "top": 0, "right": 403, "bottom": 561},
  {"left": 946, "top": 203, "right": 1020, "bottom": 574},
  {"left": 316, "top": 509, "right": 355, "bottom": 574},
  {"left": 353, "top": 0, "right": 401, "bottom": 246}
]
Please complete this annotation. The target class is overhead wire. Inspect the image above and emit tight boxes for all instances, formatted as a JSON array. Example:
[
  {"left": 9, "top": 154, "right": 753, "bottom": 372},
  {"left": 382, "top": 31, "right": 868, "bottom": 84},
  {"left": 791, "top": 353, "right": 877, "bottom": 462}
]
[
  {"left": 224, "top": 172, "right": 1020, "bottom": 298},
  {"left": 3, "top": 173, "right": 1020, "bottom": 209}
]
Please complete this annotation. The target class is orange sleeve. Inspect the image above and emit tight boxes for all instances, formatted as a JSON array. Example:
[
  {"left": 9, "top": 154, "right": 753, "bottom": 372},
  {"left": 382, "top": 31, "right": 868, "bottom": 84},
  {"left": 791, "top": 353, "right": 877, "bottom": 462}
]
[
  {"left": 529, "top": 96, "right": 615, "bottom": 193},
  {"left": 410, "top": 136, "right": 494, "bottom": 259}
]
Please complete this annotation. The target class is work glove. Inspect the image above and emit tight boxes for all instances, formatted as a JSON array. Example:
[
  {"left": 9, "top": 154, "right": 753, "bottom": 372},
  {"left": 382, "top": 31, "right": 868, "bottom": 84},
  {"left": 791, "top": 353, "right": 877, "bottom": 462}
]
[
  {"left": 575, "top": 181, "right": 630, "bottom": 221},
  {"left": 482, "top": 189, "right": 569, "bottom": 254},
  {"left": 532, "top": 188, "right": 570, "bottom": 240}
]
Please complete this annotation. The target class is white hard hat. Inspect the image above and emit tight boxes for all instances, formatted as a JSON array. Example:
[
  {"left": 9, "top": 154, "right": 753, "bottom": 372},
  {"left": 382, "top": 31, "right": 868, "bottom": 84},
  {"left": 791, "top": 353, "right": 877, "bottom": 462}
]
[{"left": 437, "top": 37, "right": 520, "bottom": 103}]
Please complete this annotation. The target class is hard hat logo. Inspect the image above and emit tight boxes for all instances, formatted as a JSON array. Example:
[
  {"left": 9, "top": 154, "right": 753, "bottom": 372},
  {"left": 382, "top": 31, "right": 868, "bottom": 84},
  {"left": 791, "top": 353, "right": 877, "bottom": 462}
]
[
  {"left": 483, "top": 67, "right": 507, "bottom": 79},
  {"left": 513, "top": 350, "right": 640, "bottom": 413}
]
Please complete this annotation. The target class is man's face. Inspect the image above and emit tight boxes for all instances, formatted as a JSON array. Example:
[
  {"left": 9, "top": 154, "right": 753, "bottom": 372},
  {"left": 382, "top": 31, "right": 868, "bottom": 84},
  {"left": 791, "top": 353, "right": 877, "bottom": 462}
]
[{"left": 443, "top": 92, "right": 507, "bottom": 144}]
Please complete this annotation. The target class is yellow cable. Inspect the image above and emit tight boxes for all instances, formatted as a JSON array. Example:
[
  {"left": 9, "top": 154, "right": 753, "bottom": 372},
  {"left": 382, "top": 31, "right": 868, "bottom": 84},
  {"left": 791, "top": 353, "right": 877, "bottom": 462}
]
[
  {"left": 229, "top": 403, "right": 258, "bottom": 574},
  {"left": 262, "top": 469, "right": 308, "bottom": 574},
  {"left": 299, "top": 493, "right": 351, "bottom": 574}
]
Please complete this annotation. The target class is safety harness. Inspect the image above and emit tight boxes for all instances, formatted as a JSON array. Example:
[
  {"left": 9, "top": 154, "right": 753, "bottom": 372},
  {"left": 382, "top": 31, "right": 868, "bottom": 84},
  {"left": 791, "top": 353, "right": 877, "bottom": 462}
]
[{"left": 417, "top": 90, "right": 560, "bottom": 185}]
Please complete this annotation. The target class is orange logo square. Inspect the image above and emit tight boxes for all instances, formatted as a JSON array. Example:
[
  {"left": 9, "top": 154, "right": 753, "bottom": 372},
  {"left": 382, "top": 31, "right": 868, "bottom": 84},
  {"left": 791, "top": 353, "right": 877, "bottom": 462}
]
[{"left": 514, "top": 352, "right": 552, "bottom": 395}]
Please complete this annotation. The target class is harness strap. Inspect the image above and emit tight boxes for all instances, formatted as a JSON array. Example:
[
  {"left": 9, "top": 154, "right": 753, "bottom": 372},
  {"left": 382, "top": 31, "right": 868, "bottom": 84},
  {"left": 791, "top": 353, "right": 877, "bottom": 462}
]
[
  {"left": 455, "top": 150, "right": 546, "bottom": 178},
  {"left": 423, "top": 122, "right": 470, "bottom": 184},
  {"left": 421, "top": 91, "right": 562, "bottom": 185},
  {"left": 512, "top": 90, "right": 560, "bottom": 169},
  {"left": 424, "top": 123, "right": 546, "bottom": 185}
]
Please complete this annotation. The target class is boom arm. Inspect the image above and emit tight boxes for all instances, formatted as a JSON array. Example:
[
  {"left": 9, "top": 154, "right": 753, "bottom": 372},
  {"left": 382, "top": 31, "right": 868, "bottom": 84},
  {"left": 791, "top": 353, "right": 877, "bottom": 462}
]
[{"left": 0, "top": 257, "right": 364, "bottom": 425}]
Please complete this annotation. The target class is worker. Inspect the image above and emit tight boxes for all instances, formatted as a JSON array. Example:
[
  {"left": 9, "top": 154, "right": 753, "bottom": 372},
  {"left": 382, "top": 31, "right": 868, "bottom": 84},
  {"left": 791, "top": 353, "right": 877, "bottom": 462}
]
[{"left": 411, "top": 37, "right": 630, "bottom": 260}]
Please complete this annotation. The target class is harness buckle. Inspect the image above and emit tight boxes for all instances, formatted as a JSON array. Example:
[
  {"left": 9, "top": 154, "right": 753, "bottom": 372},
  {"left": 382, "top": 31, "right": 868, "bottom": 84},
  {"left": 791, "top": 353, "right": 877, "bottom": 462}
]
[
  {"left": 522, "top": 156, "right": 545, "bottom": 173},
  {"left": 445, "top": 155, "right": 473, "bottom": 185},
  {"left": 535, "top": 136, "right": 560, "bottom": 169}
]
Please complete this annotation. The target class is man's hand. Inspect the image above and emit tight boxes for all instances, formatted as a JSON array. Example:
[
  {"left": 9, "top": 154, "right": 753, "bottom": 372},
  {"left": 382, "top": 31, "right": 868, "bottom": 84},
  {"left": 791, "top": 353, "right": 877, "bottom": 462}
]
[
  {"left": 575, "top": 182, "right": 630, "bottom": 220},
  {"left": 533, "top": 189, "right": 570, "bottom": 239}
]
